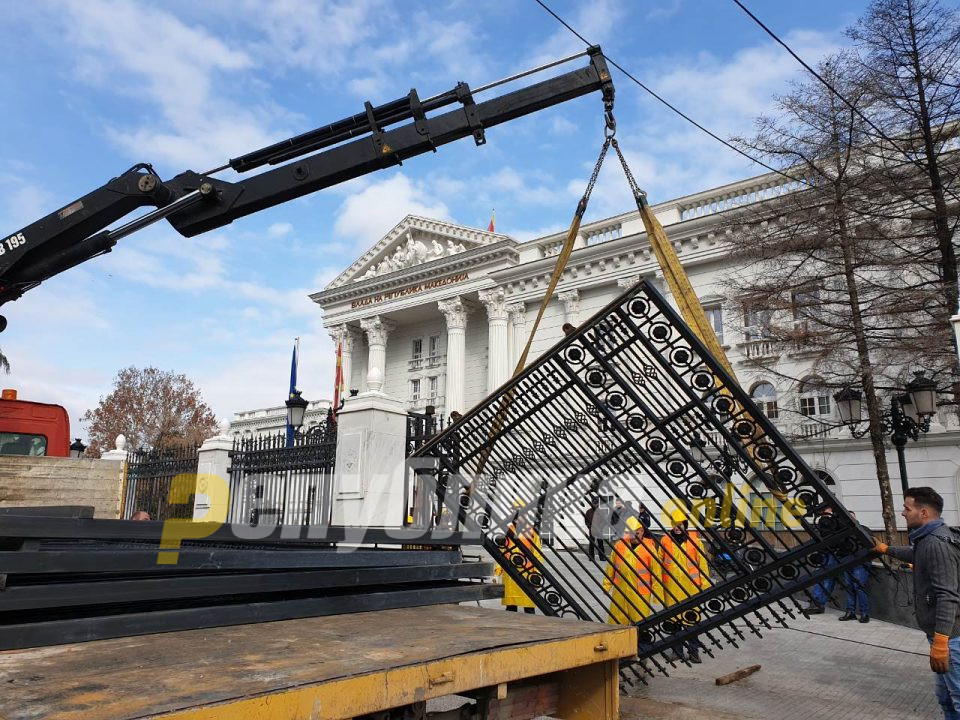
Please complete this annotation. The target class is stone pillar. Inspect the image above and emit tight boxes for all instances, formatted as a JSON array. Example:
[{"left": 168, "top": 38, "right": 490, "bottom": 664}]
[
  {"left": 332, "top": 393, "right": 409, "bottom": 527},
  {"left": 330, "top": 324, "right": 360, "bottom": 392},
  {"left": 195, "top": 420, "right": 233, "bottom": 521},
  {"left": 102, "top": 434, "right": 129, "bottom": 519},
  {"left": 359, "top": 316, "right": 395, "bottom": 394},
  {"left": 558, "top": 289, "right": 581, "bottom": 327},
  {"left": 438, "top": 297, "right": 472, "bottom": 414},
  {"left": 479, "top": 288, "right": 509, "bottom": 393},
  {"left": 506, "top": 302, "right": 527, "bottom": 372}
]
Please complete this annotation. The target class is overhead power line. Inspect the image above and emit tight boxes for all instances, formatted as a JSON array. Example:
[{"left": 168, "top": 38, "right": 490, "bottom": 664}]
[
  {"left": 531, "top": 0, "right": 811, "bottom": 188},
  {"left": 730, "top": 0, "right": 960, "bottom": 206}
]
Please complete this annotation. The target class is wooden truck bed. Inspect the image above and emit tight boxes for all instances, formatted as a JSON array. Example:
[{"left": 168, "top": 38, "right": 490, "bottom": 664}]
[{"left": 0, "top": 604, "right": 637, "bottom": 720}]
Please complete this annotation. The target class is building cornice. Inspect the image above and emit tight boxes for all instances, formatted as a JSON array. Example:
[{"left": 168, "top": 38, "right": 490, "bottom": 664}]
[{"left": 312, "top": 241, "right": 519, "bottom": 306}]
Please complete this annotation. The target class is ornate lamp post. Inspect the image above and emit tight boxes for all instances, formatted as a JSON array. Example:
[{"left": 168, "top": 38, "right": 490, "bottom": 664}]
[
  {"left": 69, "top": 438, "right": 87, "bottom": 458},
  {"left": 285, "top": 389, "right": 308, "bottom": 446},
  {"left": 833, "top": 371, "right": 938, "bottom": 495}
]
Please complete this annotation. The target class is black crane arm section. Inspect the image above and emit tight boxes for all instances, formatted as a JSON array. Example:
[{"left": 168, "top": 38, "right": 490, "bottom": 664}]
[{"left": 0, "top": 47, "right": 613, "bottom": 317}]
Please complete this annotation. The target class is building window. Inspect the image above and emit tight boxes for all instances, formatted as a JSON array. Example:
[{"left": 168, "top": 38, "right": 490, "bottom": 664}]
[
  {"left": 412, "top": 338, "right": 423, "bottom": 359},
  {"left": 428, "top": 335, "right": 441, "bottom": 358},
  {"left": 704, "top": 305, "right": 724, "bottom": 345},
  {"left": 427, "top": 376, "right": 438, "bottom": 399},
  {"left": 751, "top": 381, "right": 779, "bottom": 420},
  {"left": 798, "top": 377, "right": 831, "bottom": 418},
  {"left": 410, "top": 379, "right": 421, "bottom": 402},
  {"left": 742, "top": 305, "right": 773, "bottom": 342},
  {"left": 791, "top": 286, "right": 823, "bottom": 331}
]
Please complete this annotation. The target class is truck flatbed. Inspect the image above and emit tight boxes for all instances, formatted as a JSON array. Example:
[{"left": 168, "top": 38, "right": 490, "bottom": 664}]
[{"left": 0, "top": 604, "right": 637, "bottom": 720}]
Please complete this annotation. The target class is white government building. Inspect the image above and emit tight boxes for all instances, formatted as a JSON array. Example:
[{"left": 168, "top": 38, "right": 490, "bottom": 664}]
[{"left": 233, "top": 168, "right": 959, "bottom": 530}]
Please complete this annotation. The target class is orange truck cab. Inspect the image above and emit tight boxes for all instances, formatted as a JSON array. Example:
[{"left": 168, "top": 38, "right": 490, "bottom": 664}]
[{"left": 0, "top": 389, "right": 70, "bottom": 457}]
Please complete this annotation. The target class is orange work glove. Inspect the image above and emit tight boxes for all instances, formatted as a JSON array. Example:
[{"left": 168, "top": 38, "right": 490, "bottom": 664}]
[
  {"left": 931, "top": 633, "right": 950, "bottom": 674},
  {"left": 873, "top": 538, "right": 889, "bottom": 555}
]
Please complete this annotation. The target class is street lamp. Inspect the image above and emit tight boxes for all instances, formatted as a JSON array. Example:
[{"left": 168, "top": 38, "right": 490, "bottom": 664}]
[
  {"left": 833, "top": 371, "right": 938, "bottom": 495},
  {"left": 285, "top": 390, "right": 308, "bottom": 431},
  {"left": 69, "top": 438, "right": 86, "bottom": 458}
]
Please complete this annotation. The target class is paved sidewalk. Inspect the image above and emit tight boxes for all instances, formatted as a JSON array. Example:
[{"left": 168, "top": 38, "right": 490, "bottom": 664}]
[{"left": 622, "top": 608, "right": 938, "bottom": 720}]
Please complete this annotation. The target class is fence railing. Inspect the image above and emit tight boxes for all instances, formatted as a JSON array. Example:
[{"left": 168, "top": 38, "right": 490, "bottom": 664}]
[
  {"left": 227, "top": 415, "right": 337, "bottom": 526},
  {"left": 124, "top": 444, "right": 200, "bottom": 520}
]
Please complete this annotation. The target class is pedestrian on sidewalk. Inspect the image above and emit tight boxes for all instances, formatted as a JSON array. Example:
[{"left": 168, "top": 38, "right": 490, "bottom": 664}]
[
  {"left": 839, "top": 511, "right": 872, "bottom": 623},
  {"left": 603, "top": 517, "right": 663, "bottom": 625},
  {"left": 584, "top": 496, "right": 602, "bottom": 561},
  {"left": 806, "top": 506, "right": 839, "bottom": 615},
  {"left": 875, "top": 487, "right": 960, "bottom": 719}
]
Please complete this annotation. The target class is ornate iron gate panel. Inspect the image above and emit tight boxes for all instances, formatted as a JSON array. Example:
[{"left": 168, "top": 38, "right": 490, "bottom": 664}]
[
  {"left": 124, "top": 444, "right": 200, "bottom": 520},
  {"left": 228, "top": 414, "right": 337, "bottom": 526},
  {"left": 412, "top": 280, "right": 872, "bottom": 672}
]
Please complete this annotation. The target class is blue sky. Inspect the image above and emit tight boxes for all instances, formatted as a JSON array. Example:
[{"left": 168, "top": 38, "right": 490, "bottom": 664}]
[{"left": 0, "top": 0, "right": 871, "bottom": 438}]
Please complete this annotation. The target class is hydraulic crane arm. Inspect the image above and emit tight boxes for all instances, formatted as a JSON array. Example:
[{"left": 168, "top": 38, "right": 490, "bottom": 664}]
[{"left": 0, "top": 47, "right": 614, "bottom": 319}]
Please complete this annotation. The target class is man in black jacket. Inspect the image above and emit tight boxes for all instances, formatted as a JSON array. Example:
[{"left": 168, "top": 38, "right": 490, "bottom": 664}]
[{"left": 876, "top": 487, "right": 960, "bottom": 719}]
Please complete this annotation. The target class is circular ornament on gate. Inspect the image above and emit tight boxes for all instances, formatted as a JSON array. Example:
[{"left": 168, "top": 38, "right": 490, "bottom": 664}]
[
  {"left": 649, "top": 323, "right": 671, "bottom": 342},
  {"left": 730, "top": 586, "right": 750, "bottom": 603},
  {"left": 639, "top": 630, "right": 655, "bottom": 644},
  {"left": 458, "top": 494, "right": 471, "bottom": 507},
  {"left": 475, "top": 513, "right": 491, "bottom": 528},
  {"left": 544, "top": 591, "right": 562, "bottom": 607},
  {"left": 807, "top": 551, "right": 825, "bottom": 568},
  {"left": 706, "top": 598, "right": 725, "bottom": 614},
  {"left": 529, "top": 572, "right": 544, "bottom": 588},
  {"left": 734, "top": 420, "right": 755, "bottom": 438},
  {"left": 493, "top": 534, "right": 507, "bottom": 548},
  {"left": 606, "top": 392, "right": 626, "bottom": 409},
  {"left": 692, "top": 371, "right": 714, "bottom": 391},
  {"left": 743, "top": 547, "right": 765, "bottom": 566},
  {"left": 511, "top": 553, "right": 527, "bottom": 568},
  {"left": 564, "top": 345, "right": 586, "bottom": 364},
  {"left": 586, "top": 368, "right": 606, "bottom": 387},
  {"left": 646, "top": 438, "right": 668, "bottom": 455},
  {"left": 817, "top": 514, "right": 839, "bottom": 533},
  {"left": 627, "top": 298, "right": 649, "bottom": 318},
  {"left": 667, "top": 458, "right": 687, "bottom": 477},
  {"left": 796, "top": 490, "right": 818, "bottom": 513},
  {"left": 778, "top": 564, "right": 800, "bottom": 580},
  {"left": 776, "top": 466, "right": 797, "bottom": 486},
  {"left": 687, "top": 482, "right": 707, "bottom": 499},
  {"left": 682, "top": 609, "right": 701, "bottom": 624},
  {"left": 752, "top": 577, "right": 773, "bottom": 593},
  {"left": 725, "top": 527, "right": 746, "bottom": 546},
  {"left": 662, "top": 620, "right": 681, "bottom": 634},
  {"left": 713, "top": 396, "right": 735, "bottom": 416},
  {"left": 670, "top": 347, "right": 693, "bottom": 367},
  {"left": 627, "top": 414, "right": 646, "bottom": 432},
  {"left": 754, "top": 443, "right": 778, "bottom": 462}
]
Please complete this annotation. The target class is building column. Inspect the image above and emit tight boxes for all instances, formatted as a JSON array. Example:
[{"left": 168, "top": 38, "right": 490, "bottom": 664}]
[
  {"left": 329, "top": 324, "right": 360, "bottom": 392},
  {"left": 438, "top": 297, "right": 472, "bottom": 414},
  {"left": 506, "top": 302, "right": 527, "bottom": 372},
  {"left": 479, "top": 288, "right": 510, "bottom": 393},
  {"left": 359, "top": 316, "right": 395, "bottom": 394},
  {"left": 558, "top": 289, "right": 581, "bottom": 327}
]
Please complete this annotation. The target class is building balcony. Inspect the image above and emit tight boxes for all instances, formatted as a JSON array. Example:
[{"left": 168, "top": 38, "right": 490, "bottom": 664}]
[
  {"left": 736, "top": 339, "right": 780, "bottom": 361},
  {"left": 409, "top": 354, "right": 445, "bottom": 372}
]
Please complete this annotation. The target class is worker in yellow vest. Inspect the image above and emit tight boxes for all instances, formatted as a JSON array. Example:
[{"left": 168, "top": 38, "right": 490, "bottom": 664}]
[
  {"left": 494, "top": 509, "right": 542, "bottom": 614},
  {"left": 603, "top": 516, "right": 664, "bottom": 624},
  {"left": 661, "top": 507, "right": 711, "bottom": 663}
]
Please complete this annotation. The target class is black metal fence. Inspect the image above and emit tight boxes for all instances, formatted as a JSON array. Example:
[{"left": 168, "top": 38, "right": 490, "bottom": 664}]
[
  {"left": 227, "top": 413, "right": 337, "bottom": 526},
  {"left": 405, "top": 408, "right": 450, "bottom": 527},
  {"left": 124, "top": 444, "right": 200, "bottom": 520},
  {"left": 412, "top": 279, "right": 872, "bottom": 674}
]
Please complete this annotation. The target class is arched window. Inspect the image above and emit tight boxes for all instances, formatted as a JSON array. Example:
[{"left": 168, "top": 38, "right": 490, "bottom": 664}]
[
  {"left": 751, "top": 382, "right": 779, "bottom": 419},
  {"left": 798, "top": 377, "right": 832, "bottom": 418}
]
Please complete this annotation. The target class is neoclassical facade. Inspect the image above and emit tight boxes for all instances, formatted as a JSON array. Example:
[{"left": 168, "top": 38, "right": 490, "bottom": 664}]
[{"left": 313, "top": 172, "right": 960, "bottom": 530}]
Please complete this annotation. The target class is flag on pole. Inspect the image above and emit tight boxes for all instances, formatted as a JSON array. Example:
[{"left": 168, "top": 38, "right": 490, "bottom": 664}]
[
  {"left": 487, "top": 209, "right": 495, "bottom": 233},
  {"left": 285, "top": 337, "right": 300, "bottom": 447},
  {"left": 332, "top": 340, "right": 344, "bottom": 421}
]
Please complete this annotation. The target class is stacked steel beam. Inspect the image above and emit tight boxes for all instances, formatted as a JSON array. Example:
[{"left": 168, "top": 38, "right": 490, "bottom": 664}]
[{"left": 0, "top": 508, "right": 498, "bottom": 649}]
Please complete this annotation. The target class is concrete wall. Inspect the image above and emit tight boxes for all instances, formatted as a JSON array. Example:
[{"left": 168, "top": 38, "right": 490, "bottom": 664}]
[{"left": 0, "top": 456, "right": 123, "bottom": 518}]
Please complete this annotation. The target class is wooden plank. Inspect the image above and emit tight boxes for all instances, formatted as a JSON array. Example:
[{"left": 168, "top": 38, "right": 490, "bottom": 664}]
[
  {"left": 0, "top": 605, "right": 636, "bottom": 720},
  {"left": 714, "top": 664, "right": 761, "bottom": 686}
]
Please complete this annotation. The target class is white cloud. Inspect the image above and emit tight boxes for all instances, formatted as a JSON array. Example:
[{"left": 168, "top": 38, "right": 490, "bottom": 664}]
[
  {"left": 550, "top": 117, "right": 579, "bottom": 136},
  {"left": 333, "top": 173, "right": 451, "bottom": 250},
  {"left": 267, "top": 222, "right": 294, "bottom": 238}
]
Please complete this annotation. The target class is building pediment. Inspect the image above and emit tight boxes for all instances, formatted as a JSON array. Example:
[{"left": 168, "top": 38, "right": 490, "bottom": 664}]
[{"left": 327, "top": 215, "right": 513, "bottom": 289}]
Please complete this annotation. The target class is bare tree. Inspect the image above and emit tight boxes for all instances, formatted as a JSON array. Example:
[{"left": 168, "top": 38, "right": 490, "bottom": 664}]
[
  {"left": 725, "top": 54, "right": 925, "bottom": 537},
  {"left": 848, "top": 0, "right": 960, "bottom": 371},
  {"left": 83, "top": 366, "right": 218, "bottom": 457}
]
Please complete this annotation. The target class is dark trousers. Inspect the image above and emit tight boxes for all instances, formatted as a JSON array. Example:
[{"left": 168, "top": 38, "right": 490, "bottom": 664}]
[
  {"left": 506, "top": 606, "right": 535, "bottom": 614},
  {"left": 588, "top": 536, "right": 604, "bottom": 560}
]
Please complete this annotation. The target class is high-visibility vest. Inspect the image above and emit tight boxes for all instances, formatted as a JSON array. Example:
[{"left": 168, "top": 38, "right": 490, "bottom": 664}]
[
  {"left": 610, "top": 540, "right": 654, "bottom": 595},
  {"left": 504, "top": 528, "right": 538, "bottom": 572},
  {"left": 662, "top": 531, "right": 703, "bottom": 587}
]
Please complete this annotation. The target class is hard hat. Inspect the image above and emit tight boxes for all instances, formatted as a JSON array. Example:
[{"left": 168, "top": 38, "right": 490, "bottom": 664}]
[
  {"left": 626, "top": 516, "right": 642, "bottom": 532},
  {"left": 670, "top": 508, "right": 688, "bottom": 526}
]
